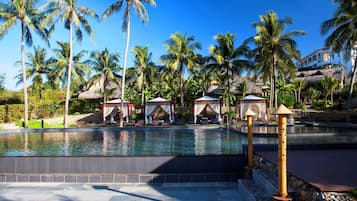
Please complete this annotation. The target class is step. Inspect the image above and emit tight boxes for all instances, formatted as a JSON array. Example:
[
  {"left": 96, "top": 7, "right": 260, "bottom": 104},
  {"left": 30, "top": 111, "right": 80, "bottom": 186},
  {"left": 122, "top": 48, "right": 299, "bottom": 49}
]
[
  {"left": 252, "top": 169, "right": 295, "bottom": 197},
  {"left": 238, "top": 179, "right": 271, "bottom": 201}
]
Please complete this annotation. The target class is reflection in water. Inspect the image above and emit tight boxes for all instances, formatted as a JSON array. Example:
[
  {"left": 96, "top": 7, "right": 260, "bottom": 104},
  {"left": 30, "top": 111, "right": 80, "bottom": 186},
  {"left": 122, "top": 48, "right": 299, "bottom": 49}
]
[{"left": 0, "top": 126, "right": 356, "bottom": 156}]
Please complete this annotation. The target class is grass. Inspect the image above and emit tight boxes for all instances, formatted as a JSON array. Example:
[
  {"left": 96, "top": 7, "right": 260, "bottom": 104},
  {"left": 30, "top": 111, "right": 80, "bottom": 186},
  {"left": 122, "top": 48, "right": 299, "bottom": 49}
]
[{"left": 15, "top": 120, "right": 64, "bottom": 128}]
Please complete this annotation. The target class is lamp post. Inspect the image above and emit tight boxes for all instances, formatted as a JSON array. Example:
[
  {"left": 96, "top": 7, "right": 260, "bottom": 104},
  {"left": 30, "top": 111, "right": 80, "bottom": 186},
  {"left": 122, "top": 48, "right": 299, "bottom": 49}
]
[
  {"left": 273, "top": 104, "right": 293, "bottom": 201},
  {"left": 245, "top": 108, "right": 256, "bottom": 171}
]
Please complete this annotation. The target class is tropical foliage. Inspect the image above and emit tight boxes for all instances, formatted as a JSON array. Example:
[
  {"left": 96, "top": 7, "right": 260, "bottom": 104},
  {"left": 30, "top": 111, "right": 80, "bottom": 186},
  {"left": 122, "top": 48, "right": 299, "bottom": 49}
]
[
  {"left": 0, "top": 0, "right": 49, "bottom": 127},
  {"left": 207, "top": 33, "right": 249, "bottom": 109},
  {"left": 87, "top": 48, "right": 120, "bottom": 108},
  {"left": 0, "top": 74, "right": 5, "bottom": 94},
  {"left": 161, "top": 32, "right": 202, "bottom": 106},
  {"left": 246, "top": 11, "right": 305, "bottom": 111},
  {"left": 42, "top": 0, "right": 99, "bottom": 127},
  {"left": 102, "top": 0, "right": 156, "bottom": 127},
  {"left": 2, "top": 1, "right": 355, "bottom": 126},
  {"left": 321, "top": 0, "right": 357, "bottom": 110}
]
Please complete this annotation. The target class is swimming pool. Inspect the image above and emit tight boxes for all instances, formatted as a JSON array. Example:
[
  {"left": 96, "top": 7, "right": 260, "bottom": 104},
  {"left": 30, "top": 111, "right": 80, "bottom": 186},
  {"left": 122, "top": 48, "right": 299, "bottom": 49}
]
[
  {"left": 1, "top": 126, "right": 356, "bottom": 183},
  {"left": 1, "top": 126, "right": 356, "bottom": 157}
]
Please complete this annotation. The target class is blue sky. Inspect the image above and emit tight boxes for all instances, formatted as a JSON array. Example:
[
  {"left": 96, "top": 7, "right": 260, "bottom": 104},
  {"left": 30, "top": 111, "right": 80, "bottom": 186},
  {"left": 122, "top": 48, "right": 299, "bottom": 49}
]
[{"left": 0, "top": 0, "right": 337, "bottom": 90}]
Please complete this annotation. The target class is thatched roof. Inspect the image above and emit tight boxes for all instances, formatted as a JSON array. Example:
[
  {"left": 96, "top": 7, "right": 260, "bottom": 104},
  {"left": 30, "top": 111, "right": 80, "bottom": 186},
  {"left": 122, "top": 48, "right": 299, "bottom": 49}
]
[
  {"left": 295, "top": 67, "right": 346, "bottom": 84},
  {"left": 207, "top": 76, "right": 265, "bottom": 96},
  {"left": 78, "top": 77, "right": 121, "bottom": 99}
]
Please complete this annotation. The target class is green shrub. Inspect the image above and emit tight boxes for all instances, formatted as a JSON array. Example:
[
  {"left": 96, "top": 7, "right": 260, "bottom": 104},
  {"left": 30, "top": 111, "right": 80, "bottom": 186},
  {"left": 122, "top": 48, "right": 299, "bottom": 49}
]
[
  {"left": 351, "top": 189, "right": 357, "bottom": 199},
  {"left": 312, "top": 100, "right": 326, "bottom": 110},
  {"left": 227, "top": 110, "right": 236, "bottom": 119},
  {"left": 69, "top": 98, "right": 100, "bottom": 114},
  {"left": 294, "top": 102, "right": 306, "bottom": 110},
  {"left": 16, "top": 120, "right": 64, "bottom": 128},
  {"left": 129, "top": 113, "right": 137, "bottom": 121},
  {"left": 278, "top": 94, "right": 295, "bottom": 108}
]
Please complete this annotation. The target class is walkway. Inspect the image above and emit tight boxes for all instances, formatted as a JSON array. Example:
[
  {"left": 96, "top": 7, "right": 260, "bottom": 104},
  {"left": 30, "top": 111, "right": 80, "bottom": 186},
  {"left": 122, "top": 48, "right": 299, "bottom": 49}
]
[{"left": 0, "top": 183, "right": 241, "bottom": 201}]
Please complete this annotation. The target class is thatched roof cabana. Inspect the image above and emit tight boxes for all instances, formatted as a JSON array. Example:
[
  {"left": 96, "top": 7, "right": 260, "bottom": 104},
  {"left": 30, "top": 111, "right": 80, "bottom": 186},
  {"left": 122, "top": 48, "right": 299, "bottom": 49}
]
[
  {"left": 296, "top": 66, "right": 346, "bottom": 88},
  {"left": 78, "top": 77, "right": 121, "bottom": 99}
]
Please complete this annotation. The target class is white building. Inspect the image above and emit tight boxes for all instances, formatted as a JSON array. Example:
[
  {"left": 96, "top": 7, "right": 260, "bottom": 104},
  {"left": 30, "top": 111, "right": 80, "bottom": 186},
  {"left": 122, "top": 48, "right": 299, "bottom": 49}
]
[{"left": 298, "top": 47, "right": 355, "bottom": 73}]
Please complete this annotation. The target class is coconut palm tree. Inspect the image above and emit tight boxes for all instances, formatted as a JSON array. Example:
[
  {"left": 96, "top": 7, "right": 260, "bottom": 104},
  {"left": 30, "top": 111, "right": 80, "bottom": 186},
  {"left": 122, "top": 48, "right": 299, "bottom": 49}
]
[
  {"left": 131, "top": 45, "right": 155, "bottom": 107},
  {"left": 321, "top": 0, "right": 357, "bottom": 110},
  {"left": 42, "top": 0, "right": 99, "bottom": 127},
  {"left": 0, "top": 74, "right": 5, "bottom": 94},
  {"left": 160, "top": 32, "right": 202, "bottom": 106},
  {"left": 291, "top": 79, "right": 306, "bottom": 102},
  {"left": 87, "top": 48, "right": 120, "bottom": 109},
  {"left": 207, "top": 33, "right": 249, "bottom": 109},
  {"left": 102, "top": 0, "right": 156, "bottom": 127},
  {"left": 319, "top": 76, "right": 340, "bottom": 106},
  {"left": 245, "top": 11, "right": 305, "bottom": 111},
  {"left": 15, "top": 47, "right": 51, "bottom": 117},
  {"left": 237, "top": 81, "right": 248, "bottom": 97},
  {"left": 0, "top": 0, "right": 49, "bottom": 128},
  {"left": 51, "top": 41, "right": 89, "bottom": 94}
]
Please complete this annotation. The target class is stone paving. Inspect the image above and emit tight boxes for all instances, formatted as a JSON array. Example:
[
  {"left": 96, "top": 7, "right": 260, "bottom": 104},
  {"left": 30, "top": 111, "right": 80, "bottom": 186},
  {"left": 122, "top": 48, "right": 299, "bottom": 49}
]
[{"left": 0, "top": 182, "right": 241, "bottom": 201}]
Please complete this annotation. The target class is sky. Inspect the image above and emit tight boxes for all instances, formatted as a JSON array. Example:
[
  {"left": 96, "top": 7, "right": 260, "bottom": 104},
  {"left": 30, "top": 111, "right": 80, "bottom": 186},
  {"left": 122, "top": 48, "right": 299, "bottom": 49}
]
[{"left": 0, "top": 0, "right": 337, "bottom": 90}]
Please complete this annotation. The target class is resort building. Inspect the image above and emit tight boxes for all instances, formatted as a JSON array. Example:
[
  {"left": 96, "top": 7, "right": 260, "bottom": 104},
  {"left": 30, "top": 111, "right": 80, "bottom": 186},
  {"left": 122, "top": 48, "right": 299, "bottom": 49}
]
[
  {"left": 297, "top": 48, "right": 342, "bottom": 71},
  {"left": 298, "top": 46, "right": 356, "bottom": 73}
]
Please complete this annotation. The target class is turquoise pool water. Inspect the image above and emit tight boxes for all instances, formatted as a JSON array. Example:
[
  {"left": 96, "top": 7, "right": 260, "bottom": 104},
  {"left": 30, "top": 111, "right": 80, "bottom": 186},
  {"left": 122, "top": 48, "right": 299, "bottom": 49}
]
[{"left": 0, "top": 126, "right": 356, "bottom": 156}]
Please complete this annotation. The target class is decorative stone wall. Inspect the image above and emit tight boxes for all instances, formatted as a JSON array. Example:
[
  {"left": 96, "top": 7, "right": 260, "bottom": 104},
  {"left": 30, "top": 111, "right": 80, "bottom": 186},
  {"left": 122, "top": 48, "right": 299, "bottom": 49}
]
[{"left": 253, "top": 154, "right": 355, "bottom": 201}]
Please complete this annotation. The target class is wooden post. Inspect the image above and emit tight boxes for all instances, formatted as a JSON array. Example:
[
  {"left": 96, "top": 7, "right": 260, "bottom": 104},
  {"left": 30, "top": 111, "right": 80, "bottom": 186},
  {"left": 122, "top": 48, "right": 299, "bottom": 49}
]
[
  {"left": 245, "top": 108, "right": 256, "bottom": 169},
  {"left": 273, "top": 104, "right": 293, "bottom": 201},
  {"left": 244, "top": 108, "right": 256, "bottom": 178}
]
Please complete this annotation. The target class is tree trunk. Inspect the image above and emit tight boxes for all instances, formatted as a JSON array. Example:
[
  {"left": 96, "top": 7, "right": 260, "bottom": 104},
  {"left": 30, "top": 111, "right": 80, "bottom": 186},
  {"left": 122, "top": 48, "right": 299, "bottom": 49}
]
[
  {"left": 273, "top": 54, "right": 278, "bottom": 111},
  {"left": 64, "top": 18, "right": 73, "bottom": 128},
  {"left": 21, "top": 21, "right": 28, "bottom": 128},
  {"left": 141, "top": 68, "right": 145, "bottom": 107},
  {"left": 269, "top": 73, "right": 274, "bottom": 111},
  {"left": 331, "top": 92, "right": 333, "bottom": 106},
  {"left": 180, "top": 62, "right": 184, "bottom": 107},
  {"left": 39, "top": 87, "right": 43, "bottom": 118},
  {"left": 120, "top": 8, "right": 131, "bottom": 127},
  {"left": 226, "top": 65, "right": 230, "bottom": 110},
  {"left": 103, "top": 75, "right": 106, "bottom": 123},
  {"left": 347, "top": 53, "right": 357, "bottom": 110}
]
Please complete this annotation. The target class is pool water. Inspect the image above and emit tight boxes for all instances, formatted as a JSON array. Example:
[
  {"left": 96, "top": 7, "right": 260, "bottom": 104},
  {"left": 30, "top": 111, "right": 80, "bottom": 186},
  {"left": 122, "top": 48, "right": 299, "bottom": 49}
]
[
  {"left": 0, "top": 127, "right": 255, "bottom": 156},
  {"left": 0, "top": 126, "right": 356, "bottom": 156}
]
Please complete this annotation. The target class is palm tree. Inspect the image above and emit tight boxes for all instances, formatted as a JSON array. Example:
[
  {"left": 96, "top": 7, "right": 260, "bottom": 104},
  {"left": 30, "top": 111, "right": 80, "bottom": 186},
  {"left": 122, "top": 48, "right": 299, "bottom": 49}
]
[
  {"left": 321, "top": 0, "right": 357, "bottom": 110},
  {"left": 43, "top": 0, "right": 99, "bottom": 128},
  {"left": 0, "top": 74, "right": 5, "bottom": 94},
  {"left": 207, "top": 33, "right": 249, "bottom": 109},
  {"left": 160, "top": 32, "right": 202, "bottom": 106},
  {"left": 87, "top": 48, "right": 120, "bottom": 111},
  {"left": 245, "top": 11, "right": 305, "bottom": 111},
  {"left": 51, "top": 41, "right": 90, "bottom": 94},
  {"left": 305, "top": 86, "right": 320, "bottom": 104},
  {"left": 237, "top": 81, "right": 248, "bottom": 97},
  {"left": 15, "top": 47, "right": 51, "bottom": 118},
  {"left": 319, "top": 76, "right": 340, "bottom": 106},
  {"left": 0, "top": 0, "right": 49, "bottom": 128},
  {"left": 102, "top": 0, "right": 156, "bottom": 127},
  {"left": 291, "top": 79, "right": 306, "bottom": 102},
  {"left": 131, "top": 45, "right": 155, "bottom": 107}
]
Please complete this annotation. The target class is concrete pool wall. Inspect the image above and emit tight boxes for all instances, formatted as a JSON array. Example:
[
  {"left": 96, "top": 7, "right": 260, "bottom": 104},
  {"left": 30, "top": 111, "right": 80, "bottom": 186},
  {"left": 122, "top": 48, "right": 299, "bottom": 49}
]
[{"left": 0, "top": 155, "right": 246, "bottom": 183}]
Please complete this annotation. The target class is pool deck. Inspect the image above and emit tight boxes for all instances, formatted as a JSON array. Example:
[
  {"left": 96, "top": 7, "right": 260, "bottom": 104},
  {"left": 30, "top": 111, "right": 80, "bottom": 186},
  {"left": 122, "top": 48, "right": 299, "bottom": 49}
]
[
  {"left": 255, "top": 146, "right": 357, "bottom": 192},
  {"left": 0, "top": 182, "right": 241, "bottom": 201}
]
